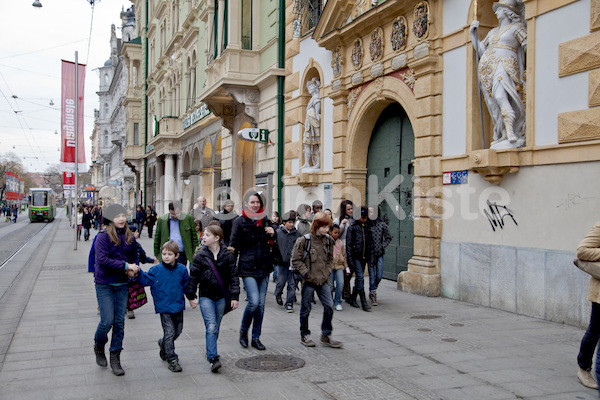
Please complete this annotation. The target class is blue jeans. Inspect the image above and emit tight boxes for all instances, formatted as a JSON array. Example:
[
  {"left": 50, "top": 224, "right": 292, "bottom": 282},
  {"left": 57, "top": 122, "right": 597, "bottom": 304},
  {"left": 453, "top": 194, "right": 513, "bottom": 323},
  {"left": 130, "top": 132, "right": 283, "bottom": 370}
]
[
  {"left": 578, "top": 302, "right": 600, "bottom": 389},
  {"left": 84, "top": 227, "right": 90, "bottom": 240},
  {"left": 353, "top": 259, "right": 367, "bottom": 291},
  {"left": 199, "top": 297, "right": 226, "bottom": 361},
  {"left": 274, "top": 265, "right": 296, "bottom": 306},
  {"left": 300, "top": 281, "right": 334, "bottom": 337},
  {"left": 94, "top": 283, "right": 128, "bottom": 352},
  {"left": 328, "top": 269, "right": 344, "bottom": 306},
  {"left": 136, "top": 222, "right": 144, "bottom": 235},
  {"left": 369, "top": 256, "right": 384, "bottom": 291},
  {"left": 240, "top": 276, "right": 269, "bottom": 340},
  {"left": 159, "top": 311, "right": 184, "bottom": 362}
]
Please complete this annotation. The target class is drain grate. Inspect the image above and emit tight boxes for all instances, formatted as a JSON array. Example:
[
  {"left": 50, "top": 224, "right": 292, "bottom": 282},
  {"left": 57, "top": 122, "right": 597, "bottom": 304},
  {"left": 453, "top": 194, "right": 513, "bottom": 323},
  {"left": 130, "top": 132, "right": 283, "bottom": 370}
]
[
  {"left": 235, "top": 355, "right": 305, "bottom": 372},
  {"left": 410, "top": 315, "right": 442, "bottom": 320},
  {"left": 442, "top": 338, "right": 457, "bottom": 342}
]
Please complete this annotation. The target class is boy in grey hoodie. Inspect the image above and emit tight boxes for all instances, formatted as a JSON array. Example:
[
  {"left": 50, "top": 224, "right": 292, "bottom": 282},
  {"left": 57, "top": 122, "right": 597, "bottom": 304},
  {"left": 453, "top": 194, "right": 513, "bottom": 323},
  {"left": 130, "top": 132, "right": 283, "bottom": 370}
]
[{"left": 274, "top": 211, "right": 301, "bottom": 312}]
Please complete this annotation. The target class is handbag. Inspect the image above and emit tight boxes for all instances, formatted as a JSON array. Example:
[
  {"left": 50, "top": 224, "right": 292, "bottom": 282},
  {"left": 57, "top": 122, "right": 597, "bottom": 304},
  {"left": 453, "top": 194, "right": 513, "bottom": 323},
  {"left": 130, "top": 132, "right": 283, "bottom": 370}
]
[
  {"left": 127, "top": 281, "right": 148, "bottom": 310},
  {"left": 574, "top": 258, "right": 600, "bottom": 280},
  {"left": 205, "top": 256, "right": 233, "bottom": 315}
]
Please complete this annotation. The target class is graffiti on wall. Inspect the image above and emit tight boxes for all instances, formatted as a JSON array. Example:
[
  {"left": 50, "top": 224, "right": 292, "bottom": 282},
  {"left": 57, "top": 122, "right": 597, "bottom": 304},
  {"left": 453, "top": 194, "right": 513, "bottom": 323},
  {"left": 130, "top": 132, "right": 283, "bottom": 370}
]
[{"left": 483, "top": 200, "right": 518, "bottom": 232}]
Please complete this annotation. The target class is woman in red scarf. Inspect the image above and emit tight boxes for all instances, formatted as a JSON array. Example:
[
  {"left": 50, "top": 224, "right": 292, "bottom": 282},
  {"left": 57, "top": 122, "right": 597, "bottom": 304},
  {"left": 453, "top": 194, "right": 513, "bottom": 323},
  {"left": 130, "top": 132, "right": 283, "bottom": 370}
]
[{"left": 230, "top": 192, "right": 276, "bottom": 350}]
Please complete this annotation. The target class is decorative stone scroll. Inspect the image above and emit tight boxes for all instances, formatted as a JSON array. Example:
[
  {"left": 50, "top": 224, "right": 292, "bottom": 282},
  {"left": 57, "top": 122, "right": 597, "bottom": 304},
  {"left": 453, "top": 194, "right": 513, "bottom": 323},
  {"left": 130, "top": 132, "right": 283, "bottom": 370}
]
[
  {"left": 332, "top": 47, "right": 343, "bottom": 78},
  {"left": 351, "top": 38, "right": 364, "bottom": 70},
  {"left": 370, "top": 27, "right": 384, "bottom": 62},
  {"left": 413, "top": 2, "right": 430, "bottom": 41},
  {"left": 391, "top": 16, "right": 408, "bottom": 52}
]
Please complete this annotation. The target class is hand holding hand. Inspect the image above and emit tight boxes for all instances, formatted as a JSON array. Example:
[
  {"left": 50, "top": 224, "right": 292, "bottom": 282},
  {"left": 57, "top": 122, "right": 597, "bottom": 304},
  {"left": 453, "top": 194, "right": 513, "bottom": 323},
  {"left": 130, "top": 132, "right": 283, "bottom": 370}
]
[
  {"left": 189, "top": 299, "right": 198, "bottom": 309},
  {"left": 345, "top": 267, "right": 351, "bottom": 274},
  {"left": 153, "top": 257, "right": 159, "bottom": 264},
  {"left": 126, "top": 268, "right": 137, "bottom": 278},
  {"left": 231, "top": 300, "right": 239, "bottom": 310},
  {"left": 265, "top": 227, "right": 275, "bottom": 236}
]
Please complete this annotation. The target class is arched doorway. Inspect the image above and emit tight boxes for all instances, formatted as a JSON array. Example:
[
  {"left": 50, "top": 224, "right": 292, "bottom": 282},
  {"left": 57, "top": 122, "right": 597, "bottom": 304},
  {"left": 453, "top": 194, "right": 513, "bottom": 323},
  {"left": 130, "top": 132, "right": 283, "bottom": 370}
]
[{"left": 366, "top": 103, "right": 414, "bottom": 279}]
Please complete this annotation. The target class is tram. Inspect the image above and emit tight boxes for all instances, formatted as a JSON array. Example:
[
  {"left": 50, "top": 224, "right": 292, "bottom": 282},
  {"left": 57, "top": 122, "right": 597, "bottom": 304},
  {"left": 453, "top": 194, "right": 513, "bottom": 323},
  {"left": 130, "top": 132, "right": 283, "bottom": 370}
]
[{"left": 28, "top": 188, "right": 56, "bottom": 222}]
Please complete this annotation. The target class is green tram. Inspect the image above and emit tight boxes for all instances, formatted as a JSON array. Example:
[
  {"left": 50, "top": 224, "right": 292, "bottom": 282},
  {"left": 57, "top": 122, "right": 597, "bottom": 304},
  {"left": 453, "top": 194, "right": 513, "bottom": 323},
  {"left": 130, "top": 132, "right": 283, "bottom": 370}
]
[{"left": 29, "top": 188, "right": 56, "bottom": 222}]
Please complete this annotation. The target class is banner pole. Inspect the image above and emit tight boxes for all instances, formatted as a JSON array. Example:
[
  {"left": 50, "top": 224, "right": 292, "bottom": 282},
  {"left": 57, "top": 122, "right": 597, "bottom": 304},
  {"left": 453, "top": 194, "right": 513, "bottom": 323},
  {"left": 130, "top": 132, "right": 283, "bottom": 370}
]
[{"left": 74, "top": 51, "right": 79, "bottom": 251}]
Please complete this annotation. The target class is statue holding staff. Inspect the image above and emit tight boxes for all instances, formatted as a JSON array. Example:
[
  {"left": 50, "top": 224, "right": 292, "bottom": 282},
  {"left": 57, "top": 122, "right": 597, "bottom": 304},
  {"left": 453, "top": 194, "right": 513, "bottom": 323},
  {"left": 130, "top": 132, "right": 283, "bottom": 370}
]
[
  {"left": 470, "top": 0, "right": 527, "bottom": 149},
  {"left": 301, "top": 77, "right": 322, "bottom": 171}
]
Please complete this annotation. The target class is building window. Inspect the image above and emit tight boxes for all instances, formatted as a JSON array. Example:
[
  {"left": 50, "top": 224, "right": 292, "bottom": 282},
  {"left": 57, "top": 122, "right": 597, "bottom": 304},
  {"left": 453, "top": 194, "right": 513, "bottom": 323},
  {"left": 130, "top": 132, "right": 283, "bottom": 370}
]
[
  {"left": 133, "top": 123, "right": 139, "bottom": 145},
  {"left": 222, "top": 0, "right": 228, "bottom": 53},
  {"left": 103, "top": 103, "right": 109, "bottom": 117},
  {"left": 212, "top": 2, "right": 219, "bottom": 60},
  {"left": 103, "top": 130, "right": 109, "bottom": 147},
  {"left": 241, "top": 0, "right": 251, "bottom": 50},
  {"left": 294, "top": 0, "right": 323, "bottom": 37}
]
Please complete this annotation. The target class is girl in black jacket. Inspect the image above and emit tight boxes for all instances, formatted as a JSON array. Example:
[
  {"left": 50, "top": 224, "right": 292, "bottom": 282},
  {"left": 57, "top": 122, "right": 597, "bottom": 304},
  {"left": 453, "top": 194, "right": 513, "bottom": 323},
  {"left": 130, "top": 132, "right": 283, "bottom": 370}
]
[
  {"left": 186, "top": 225, "right": 240, "bottom": 372},
  {"left": 229, "top": 192, "right": 275, "bottom": 351}
]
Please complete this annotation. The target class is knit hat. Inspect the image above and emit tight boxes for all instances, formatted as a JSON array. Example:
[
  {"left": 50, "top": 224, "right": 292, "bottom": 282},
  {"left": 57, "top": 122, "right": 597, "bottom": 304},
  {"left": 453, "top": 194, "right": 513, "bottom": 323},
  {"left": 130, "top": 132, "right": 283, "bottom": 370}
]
[{"left": 103, "top": 204, "right": 127, "bottom": 222}]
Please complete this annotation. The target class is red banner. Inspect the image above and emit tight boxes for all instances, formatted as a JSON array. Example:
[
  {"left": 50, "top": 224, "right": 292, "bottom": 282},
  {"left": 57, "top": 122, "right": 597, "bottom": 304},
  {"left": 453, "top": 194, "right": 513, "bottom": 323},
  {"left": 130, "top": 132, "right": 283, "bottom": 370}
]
[
  {"left": 60, "top": 60, "right": 87, "bottom": 173},
  {"left": 63, "top": 172, "right": 75, "bottom": 190}
]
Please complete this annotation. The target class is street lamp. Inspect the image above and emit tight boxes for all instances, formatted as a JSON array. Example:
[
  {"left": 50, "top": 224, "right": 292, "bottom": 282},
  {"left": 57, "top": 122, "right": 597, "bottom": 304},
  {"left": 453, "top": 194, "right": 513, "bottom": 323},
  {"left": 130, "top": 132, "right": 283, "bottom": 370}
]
[{"left": 32, "top": 1, "right": 42, "bottom": 8}]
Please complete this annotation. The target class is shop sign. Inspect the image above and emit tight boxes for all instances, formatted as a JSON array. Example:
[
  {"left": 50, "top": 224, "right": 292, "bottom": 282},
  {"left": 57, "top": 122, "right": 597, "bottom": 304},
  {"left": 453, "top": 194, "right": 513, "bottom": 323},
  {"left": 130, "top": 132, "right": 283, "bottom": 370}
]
[
  {"left": 238, "top": 128, "right": 269, "bottom": 143},
  {"left": 183, "top": 103, "right": 211, "bottom": 130}
]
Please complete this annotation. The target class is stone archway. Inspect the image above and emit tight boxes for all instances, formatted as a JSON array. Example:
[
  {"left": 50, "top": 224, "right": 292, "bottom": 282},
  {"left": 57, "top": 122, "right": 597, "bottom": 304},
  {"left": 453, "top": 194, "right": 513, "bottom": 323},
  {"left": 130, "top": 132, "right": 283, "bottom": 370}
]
[{"left": 340, "top": 74, "right": 441, "bottom": 296}]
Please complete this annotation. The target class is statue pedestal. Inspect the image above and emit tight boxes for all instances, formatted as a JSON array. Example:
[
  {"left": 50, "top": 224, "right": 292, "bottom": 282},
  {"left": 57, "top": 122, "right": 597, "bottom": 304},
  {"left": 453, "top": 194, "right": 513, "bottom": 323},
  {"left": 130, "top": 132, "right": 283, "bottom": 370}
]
[
  {"left": 398, "top": 256, "right": 440, "bottom": 297},
  {"left": 297, "top": 172, "right": 320, "bottom": 188},
  {"left": 469, "top": 148, "right": 521, "bottom": 184}
]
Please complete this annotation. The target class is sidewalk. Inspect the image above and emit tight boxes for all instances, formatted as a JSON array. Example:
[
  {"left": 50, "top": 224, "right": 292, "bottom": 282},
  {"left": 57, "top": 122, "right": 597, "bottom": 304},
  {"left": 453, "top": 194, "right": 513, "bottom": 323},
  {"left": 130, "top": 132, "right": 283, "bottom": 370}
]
[{"left": 0, "top": 211, "right": 596, "bottom": 399}]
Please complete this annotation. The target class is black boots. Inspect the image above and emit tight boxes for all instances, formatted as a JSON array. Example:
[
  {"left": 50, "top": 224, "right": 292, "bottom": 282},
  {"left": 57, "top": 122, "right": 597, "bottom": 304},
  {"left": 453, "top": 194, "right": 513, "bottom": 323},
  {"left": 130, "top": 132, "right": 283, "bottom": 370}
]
[
  {"left": 239, "top": 331, "right": 249, "bottom": 348},
  {"left": 346, "top": 288, "right": 360, "bottom": 308},
  {"left": 109, "top": 350, "right": 125, "bottom": 376},
  {"left": 358, "top": 289, "right": 371, "bottom": 312},
  {"left": 94, "top": 344, "right": 107, "bottom": 367}
]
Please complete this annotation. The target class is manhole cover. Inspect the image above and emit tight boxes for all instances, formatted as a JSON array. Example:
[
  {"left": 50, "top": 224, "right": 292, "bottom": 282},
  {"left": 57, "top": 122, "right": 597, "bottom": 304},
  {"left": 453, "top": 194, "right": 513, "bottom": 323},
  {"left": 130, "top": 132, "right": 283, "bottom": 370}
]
[
  {"left": 450, "top": 323, "right": 464, "bottom": 327},
  {"left": 442, "top": 338, "right": 457, "bottom": 342},
  {"left": 418, "top": 328, "right": 432, "bottom": 332},
  {"left": 411, "top": 315, "right": 442, "bottom": 320},
  {"left": 235, "top": 355, "right": 305, "bottom": 372}
]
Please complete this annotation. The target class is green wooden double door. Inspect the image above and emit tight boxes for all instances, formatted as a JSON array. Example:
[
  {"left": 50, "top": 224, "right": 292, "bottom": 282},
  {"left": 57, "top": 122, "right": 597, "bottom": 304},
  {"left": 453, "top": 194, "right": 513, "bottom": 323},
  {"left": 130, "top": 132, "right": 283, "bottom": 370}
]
[{"left": 366, "top": 103, "right": 415, "bottom": 280}]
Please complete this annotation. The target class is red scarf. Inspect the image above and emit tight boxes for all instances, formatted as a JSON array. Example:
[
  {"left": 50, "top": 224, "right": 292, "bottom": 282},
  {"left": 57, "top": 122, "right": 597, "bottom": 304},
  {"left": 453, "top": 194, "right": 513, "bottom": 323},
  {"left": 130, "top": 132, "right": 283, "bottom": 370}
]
[{"left": 242, "top": 208, "right": 264, "bottom": 227}]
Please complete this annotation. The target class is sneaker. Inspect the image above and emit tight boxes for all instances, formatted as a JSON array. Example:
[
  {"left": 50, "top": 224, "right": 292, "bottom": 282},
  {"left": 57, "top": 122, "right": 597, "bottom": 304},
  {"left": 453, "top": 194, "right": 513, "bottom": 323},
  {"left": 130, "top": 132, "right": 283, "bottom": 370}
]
[
  {"left": 285, "top": 304, "right": 294, "bottom": 313},
  {"left": 168, "top": 359, "right": 182, "bottom": 372},
  {"left": 276, "top": 294, "right": 283, "bottom": 306},
  {"left": 335, "top": 304, "right": 342, "bottom": 311},
  {"left": 320, "top": 335, "right": 343, "bottom": 348},
  {"left": 210, "top": 358, "right": 222, "bottom": 373},
  {"left": 158, "top": 339, "right": 166, "bottom": 361},
  {"left": 301, "top": 335, "right": 316, "bottom": 347},
  {"left": 577, "top": 367, "right": 598, "bottom": 389},
  {"left": 126, "top": 310, "right": 135, "bottom": 319},
  {"left": 370, "top": 290, "right": 378, "bottom": 306}
]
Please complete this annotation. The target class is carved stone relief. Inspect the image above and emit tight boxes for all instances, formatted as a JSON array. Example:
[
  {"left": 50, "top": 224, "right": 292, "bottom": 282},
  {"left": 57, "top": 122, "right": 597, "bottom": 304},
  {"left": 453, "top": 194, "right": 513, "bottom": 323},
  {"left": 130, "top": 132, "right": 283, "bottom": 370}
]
[
  {"left": 351, "top": 38, "right": 364, "bottom": 70},
  {"left": 370, "top": 27, "right": 384, "bottom": 62},
  {"left": 413, "top": 2, "right": 430, "bottom": 41},
  {"left": 391, "top": 16, "right": 408, "bottom": 52},
  {"left": 332, "top": 47, "right": 344, "bottom": 78}
]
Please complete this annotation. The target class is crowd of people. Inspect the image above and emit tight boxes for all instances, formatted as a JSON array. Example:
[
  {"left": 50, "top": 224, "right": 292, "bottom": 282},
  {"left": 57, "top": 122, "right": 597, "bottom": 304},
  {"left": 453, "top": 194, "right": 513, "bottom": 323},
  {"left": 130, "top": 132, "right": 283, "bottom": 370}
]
[
  {"left": 89, "top": 195, "right": 392, "bottom": 376},
  {"left": 2, "top": 204, "right": 19, "bottom": 223}
]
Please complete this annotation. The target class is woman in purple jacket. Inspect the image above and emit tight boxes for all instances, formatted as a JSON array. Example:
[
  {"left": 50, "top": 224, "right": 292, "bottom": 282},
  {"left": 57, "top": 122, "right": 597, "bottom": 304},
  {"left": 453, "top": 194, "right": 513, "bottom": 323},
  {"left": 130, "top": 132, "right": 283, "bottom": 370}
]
[{"left": 93, "top": 204, "right": 140, "bottom": 376}]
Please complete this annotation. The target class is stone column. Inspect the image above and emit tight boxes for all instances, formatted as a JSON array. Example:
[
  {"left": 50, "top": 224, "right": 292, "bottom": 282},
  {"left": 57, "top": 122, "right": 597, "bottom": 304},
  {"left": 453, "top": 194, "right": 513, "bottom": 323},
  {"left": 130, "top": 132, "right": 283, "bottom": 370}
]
[
  {"left": 156, "top": 159, "right": 164, "bottom": 214},
  {"left": 164, "top": 154, "right": 176, "bottom": 213}
]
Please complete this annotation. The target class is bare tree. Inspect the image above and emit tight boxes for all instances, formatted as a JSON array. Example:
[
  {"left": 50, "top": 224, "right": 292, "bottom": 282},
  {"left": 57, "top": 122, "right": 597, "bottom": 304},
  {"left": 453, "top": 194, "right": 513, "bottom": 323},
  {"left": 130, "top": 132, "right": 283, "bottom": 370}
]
[{"left": 0, "top": 152, "right": 26, "bottom": 202}]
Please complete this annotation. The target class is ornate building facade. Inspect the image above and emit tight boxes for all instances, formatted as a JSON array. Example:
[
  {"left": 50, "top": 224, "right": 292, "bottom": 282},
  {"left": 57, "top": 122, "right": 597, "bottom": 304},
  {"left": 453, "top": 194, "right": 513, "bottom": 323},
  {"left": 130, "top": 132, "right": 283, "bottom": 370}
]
[
  {"left": 126, "top": 0, "right": 284, "bottom": 215},
  {"left": 93, "top": 7, "right": 138, "bottom": 207},
  {"left": 284, "top": 0, "right": 600, "bottom": 326}
]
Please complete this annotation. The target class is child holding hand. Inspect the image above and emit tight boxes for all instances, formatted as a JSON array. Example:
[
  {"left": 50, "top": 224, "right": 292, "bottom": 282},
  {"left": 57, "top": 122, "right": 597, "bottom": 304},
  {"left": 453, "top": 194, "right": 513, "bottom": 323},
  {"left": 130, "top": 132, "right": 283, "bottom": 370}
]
[
  {"left": 134, "top": 240, "right": 189, "bottom": 372},
  {"left": 186, "top": 226, "right": 239, "bottom": 372}
]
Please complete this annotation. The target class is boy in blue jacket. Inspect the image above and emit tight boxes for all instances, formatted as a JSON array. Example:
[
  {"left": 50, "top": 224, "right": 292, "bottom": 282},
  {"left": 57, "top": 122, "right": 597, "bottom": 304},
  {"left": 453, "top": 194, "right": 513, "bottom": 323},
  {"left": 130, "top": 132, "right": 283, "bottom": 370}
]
[{"left": 134, "top": 240, "right": 189, "bottom": 372}]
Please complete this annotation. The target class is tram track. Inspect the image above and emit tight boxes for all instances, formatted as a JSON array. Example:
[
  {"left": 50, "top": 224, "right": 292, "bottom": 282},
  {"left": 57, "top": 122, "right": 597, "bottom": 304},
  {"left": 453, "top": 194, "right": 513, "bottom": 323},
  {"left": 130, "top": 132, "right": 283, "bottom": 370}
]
[{"left": 0, "top": 221, "right": 48, "bottom": 270}]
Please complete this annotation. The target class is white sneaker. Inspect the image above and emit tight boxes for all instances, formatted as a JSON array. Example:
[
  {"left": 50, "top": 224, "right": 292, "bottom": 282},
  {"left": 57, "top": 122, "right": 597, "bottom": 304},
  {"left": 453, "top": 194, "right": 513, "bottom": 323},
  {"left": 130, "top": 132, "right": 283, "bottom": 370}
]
[
  {"left": 335, "top": 304, "right": 342, "bottom": 311},
  {"left": 577, "top": 367, "right": 598, "bottom": 389}
]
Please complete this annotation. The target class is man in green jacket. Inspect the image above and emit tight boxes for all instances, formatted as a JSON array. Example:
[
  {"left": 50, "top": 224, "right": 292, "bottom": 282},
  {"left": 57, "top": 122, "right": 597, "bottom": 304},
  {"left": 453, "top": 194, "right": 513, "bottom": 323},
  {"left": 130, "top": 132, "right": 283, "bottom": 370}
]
[{"left": 154, "top": 202, "right": 198, "bottom": 266}]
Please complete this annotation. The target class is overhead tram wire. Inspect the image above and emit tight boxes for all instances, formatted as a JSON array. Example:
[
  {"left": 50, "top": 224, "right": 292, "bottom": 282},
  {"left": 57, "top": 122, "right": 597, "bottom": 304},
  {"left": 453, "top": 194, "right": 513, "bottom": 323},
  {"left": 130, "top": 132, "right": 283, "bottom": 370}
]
[
  {"left": 0, "top": 72, "right": 51, "bottom": 165},
  {"left": 0, "top": 38, "right": 88, "bottom": 60}
]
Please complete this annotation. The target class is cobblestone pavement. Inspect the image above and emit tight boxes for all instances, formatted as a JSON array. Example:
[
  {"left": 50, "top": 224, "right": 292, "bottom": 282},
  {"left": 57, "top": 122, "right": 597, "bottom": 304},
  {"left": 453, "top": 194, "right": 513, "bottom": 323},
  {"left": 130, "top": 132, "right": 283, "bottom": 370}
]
[{"left": 0, "top": 210, "right": 597, "bottom": 399}]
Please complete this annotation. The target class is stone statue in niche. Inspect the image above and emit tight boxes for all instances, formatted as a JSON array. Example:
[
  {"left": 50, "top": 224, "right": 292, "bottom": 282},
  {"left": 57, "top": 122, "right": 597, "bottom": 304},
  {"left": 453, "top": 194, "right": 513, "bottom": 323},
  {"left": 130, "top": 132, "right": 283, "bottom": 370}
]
[
  {"left": 470, "top": 0, "right": 527, "bottom": 149},
  {"left": 301, "top": 78, "right": 321, "bottom": 171}
]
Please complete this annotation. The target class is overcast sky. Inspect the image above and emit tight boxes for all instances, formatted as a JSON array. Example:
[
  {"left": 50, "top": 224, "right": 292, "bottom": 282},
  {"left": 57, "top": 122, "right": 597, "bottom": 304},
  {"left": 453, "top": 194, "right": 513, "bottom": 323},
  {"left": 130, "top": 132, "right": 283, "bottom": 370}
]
[{"left": 0, "top": 0, "right": 132, "bottom": 173}]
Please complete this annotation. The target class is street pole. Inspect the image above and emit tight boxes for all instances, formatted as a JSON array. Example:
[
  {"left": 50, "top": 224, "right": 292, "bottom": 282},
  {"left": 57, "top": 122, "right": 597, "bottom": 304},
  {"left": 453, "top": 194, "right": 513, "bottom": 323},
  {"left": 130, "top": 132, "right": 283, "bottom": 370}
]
[{"left": 74, "top": 51, "right": 79, "bottom": 251}]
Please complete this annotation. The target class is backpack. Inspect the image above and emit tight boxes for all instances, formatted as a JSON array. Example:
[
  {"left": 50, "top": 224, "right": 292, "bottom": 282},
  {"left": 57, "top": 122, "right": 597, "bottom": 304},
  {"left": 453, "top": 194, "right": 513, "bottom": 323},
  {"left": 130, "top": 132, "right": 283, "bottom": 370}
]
[{"left": 289, "top": 233, "right": 332, "bottom": 273}]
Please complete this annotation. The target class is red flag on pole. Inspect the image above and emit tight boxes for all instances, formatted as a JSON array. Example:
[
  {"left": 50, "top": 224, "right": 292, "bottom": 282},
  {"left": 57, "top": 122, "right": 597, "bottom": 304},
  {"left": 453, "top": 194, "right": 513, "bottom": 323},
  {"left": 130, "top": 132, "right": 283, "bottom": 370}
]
[
  {"left": 60, "top": 60, "right": 86, "bottom": 172},
  {"left": 63, "top": 172, "right": 75, "bottom": 190}
]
